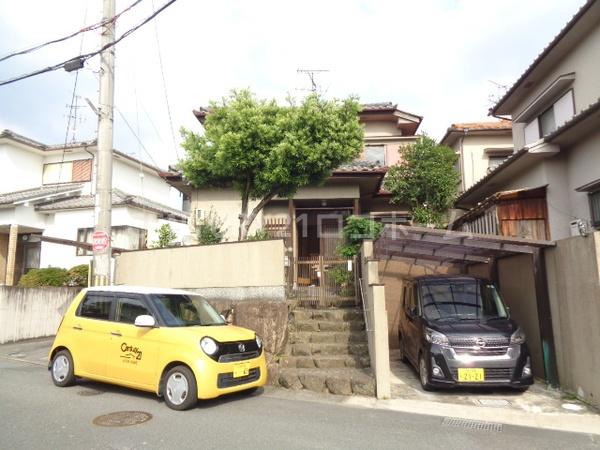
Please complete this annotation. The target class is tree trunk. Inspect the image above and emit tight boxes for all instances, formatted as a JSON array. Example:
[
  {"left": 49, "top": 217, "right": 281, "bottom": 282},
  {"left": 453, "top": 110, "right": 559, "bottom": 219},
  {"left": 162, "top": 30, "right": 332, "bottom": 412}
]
[
  {"left": 238, "top": 180, "right": 251, "bottom": 241},
  {"left": 239, "top": 192, "right": 277, "bottom": 240}
]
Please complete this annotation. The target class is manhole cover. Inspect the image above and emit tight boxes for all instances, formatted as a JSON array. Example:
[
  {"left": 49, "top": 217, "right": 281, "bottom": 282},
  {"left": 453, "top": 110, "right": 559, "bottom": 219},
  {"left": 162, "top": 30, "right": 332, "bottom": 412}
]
[
  {"left": 442, "top": 417, "right": 503, "bottom": 432},
  {"left": 93, "top": 411, "right": 152, "bottom": 427},
  {"left": 77, "top": 388, "right": 104, "bottom": 396},
  {"left": 472, "top": 399, "right": 511, "bottom": 407}
]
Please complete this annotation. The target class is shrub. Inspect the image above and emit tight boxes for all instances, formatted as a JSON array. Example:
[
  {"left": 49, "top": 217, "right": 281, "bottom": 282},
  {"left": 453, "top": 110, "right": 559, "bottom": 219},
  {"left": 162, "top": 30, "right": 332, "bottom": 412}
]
[
  {"left": 338, "top": 216, "right": 383, "bottom": 258},
  {"left": 152, "top": 223, "right": 178, "bottom": 248},
  {"left": 67, "top": 264, "right": 89, "bottom": 287},
  {"left": 246, "top": 228, "right": 270, "bottom": 241},
  {"left": 18, "top": 267, "right": 69, "bottom": 287},
  {"left": 196, "top": 207, "right": 226, "bottom": 245}
]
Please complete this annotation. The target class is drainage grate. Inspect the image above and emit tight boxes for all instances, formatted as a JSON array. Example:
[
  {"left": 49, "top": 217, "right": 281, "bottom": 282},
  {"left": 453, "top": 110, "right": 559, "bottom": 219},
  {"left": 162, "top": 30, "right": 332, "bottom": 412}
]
[
  {"left": 472, "top": 399, "right": 511, "bottom": 408},
  {"left": 442, "top": 417, "right": 503, "bottom": 432},
  {"left": 93, "top": 411, "right": 152, "bottom": 427},
  {"left": 77, "top": 388, "right": 104, "bottom": 396}
]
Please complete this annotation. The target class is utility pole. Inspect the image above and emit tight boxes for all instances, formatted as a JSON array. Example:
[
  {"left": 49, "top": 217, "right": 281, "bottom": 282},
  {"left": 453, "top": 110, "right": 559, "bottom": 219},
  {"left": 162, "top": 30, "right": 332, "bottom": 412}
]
[{"left": 92, "top": 0, "right": 116, "bottom": 286}]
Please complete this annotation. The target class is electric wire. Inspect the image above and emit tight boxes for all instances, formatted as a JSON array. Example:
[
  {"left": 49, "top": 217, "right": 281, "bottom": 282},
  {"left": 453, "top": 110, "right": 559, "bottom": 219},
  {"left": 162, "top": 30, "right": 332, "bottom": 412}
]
[
  {"left": 115, "top": 106, "right": 160, "bottom": 169},
  {"left": 151, "top": 0, "right": 180, "bottom": 160},
  {"left": 0, "top": 0, "right": 143, "bottom": 63},
  {"left": 0, "top": 0, "right": 177, "bottom": 87}
]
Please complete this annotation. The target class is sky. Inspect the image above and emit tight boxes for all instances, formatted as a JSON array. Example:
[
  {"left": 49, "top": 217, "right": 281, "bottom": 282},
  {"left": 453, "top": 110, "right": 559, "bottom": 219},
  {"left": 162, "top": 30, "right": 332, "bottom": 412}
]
[{"left": 0, "top": 0, "right": 586, "bottom": 171}]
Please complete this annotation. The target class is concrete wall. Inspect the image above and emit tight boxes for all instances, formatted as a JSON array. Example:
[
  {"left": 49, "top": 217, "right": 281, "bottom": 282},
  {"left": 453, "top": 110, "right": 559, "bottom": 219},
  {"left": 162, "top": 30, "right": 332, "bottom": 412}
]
[
  {"left": 379, "top": 259, "right": 458, "bottom": 348},
  {"left": 114, "top": 239, "right": 286, "bottom": 300},
  {"left": 545, "top": 232, "right": 600, "bottom": 408},
  {"left": 496, "top": 255, "right": 544, "bottom": 378},
  {"left": 0, "top": 286, "right": 80, "bottom": 343},
  {"left": 361, "top": 240, "right": 391, "bottom": 399}
]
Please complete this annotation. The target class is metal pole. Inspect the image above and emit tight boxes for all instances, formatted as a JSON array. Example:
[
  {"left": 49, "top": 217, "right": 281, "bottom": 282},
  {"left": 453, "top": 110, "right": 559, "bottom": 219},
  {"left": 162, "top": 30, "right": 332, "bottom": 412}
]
[{"left": 93, "top": 0, "right": 116, "bottom": 286}]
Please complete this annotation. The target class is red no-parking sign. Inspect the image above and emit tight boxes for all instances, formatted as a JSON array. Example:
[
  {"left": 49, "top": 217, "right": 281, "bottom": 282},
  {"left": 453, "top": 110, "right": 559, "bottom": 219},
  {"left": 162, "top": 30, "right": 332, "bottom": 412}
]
[{"left": 92, "top": 231, "right": 110, "bottom": 252}]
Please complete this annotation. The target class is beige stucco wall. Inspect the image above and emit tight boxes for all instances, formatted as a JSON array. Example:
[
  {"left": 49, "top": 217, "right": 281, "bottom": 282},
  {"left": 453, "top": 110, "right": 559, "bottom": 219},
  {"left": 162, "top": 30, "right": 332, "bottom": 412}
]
[
  {"left": 454, "top": 133, "right": 513, "bottom": 191},
  {"left": 496, "top": 255, "right": 544, "bottom": 378},
  {"left": 545, "top": 232, "right": 600, "bottom": 408},
  {"left": 378, "top": 259, "right": 458, "bottom": 349},
  {"left": 0, "top": 234, "right": 8, "bottom": 283},
  {"left": 114, "top": 239, "right": 285, "bottom": 294},
  {"left": 512, "top": 21, "right": 600, "bottom": 150}
]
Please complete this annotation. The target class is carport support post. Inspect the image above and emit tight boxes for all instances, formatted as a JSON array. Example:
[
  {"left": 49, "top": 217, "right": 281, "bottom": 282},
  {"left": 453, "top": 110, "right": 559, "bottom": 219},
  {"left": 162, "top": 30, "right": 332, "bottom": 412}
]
[{"left": 532, "top": 248, "right": 559, "bottom": 388}]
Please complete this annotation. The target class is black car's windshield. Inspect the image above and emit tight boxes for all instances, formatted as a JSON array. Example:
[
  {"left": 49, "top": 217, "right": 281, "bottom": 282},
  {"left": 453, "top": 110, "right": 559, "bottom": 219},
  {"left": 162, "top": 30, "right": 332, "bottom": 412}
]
[
  {"left": 420, "top": 280, "right": 508, "bottom": 322},
  {"left": 149, "top": 294, "right": 226, "bottom": 327}
]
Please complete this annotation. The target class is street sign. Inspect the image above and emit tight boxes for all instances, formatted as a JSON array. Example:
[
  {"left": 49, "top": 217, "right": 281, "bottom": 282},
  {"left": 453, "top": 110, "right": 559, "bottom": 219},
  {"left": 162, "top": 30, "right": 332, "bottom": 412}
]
[{"left": 92, "top": 231, "right": 110, "bottom": 252}]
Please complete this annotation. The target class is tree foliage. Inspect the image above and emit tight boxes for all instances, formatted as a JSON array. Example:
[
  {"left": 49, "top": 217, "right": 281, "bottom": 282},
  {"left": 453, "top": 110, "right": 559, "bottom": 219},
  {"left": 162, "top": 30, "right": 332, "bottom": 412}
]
[
  {"left": 18, "top": 265, "right": 89, "bottom": 288},
  {"left": 196, "top": 208, "right": 226, "bottom": 245},
  {"left": 180, "top": 89, "right": 364, "bottom": 240},
  {"left": 385, "top": 136, "right": 459, "bottom": 227},
  {"left": 152, "top": 223, "right": 178, "bottom": 248}
]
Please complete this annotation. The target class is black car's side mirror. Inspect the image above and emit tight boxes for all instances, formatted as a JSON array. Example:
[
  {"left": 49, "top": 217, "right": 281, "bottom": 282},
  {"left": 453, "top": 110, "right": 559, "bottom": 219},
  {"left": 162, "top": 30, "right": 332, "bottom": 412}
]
[{"left": 407, "top": 306, "right": 419, "bottom": 319}]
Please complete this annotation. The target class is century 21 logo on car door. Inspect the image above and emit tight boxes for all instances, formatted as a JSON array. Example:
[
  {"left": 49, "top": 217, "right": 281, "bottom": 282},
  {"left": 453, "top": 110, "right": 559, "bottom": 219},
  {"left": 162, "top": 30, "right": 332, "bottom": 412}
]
[{"left": 120, "top": 342, "right": 143, "bottom": 362}]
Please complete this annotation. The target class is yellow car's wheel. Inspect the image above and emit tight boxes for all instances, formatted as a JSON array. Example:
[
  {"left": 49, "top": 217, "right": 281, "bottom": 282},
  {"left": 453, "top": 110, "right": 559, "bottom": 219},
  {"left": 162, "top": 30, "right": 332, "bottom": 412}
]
[
  {"left": 163, "top": 365, "right": 197, "bottom": 411},
  {"left": 51, "top": 350, "right": 76, "bottom": 387}
]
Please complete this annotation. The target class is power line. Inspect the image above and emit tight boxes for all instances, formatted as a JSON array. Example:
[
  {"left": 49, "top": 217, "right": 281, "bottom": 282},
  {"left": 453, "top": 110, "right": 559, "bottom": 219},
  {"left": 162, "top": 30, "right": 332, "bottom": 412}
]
[
  {"left": 0, "top": 0, "right": 177, "bottom": 87},
  {"left": 115, "top": 106, "right": 160, "bottom": 168},
  {"left": 151, "top": 0, "right": 180, "bottom": 160},
  {"left": 0, "top": 0, "right": 143, "bottom": 63}
]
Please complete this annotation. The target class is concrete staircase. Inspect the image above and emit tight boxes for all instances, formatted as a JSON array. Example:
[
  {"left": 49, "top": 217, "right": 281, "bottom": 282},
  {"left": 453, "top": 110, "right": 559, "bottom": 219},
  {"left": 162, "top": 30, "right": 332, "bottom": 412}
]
[{"left": 275, "top": 304, "right": 376, "bottom": 396}]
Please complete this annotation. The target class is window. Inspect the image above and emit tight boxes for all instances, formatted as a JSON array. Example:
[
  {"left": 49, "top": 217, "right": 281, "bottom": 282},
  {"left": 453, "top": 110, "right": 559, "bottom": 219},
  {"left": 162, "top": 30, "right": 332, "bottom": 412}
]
[
  {"left": 78, "top": 294, "right": 112, "bottom": 320},
  {"left": 488, "top": 156, "right": 507, "bottom": 171},
  {"left": 524, "top": 90, "right": 574, "bottom": 145},
  {"left": 42, "top": 159, "right": 92, "bottom": 185},
  {"left": 77, "top": 226, "right": 147, "bottom": 256},
  {"left": 363, "top": 145, "right": 386, "bottom": 165},
  {"left": 116, "top": 297, "right": 151, "bottom": 324},
  {"left": 590, "top": 190, "right": 600, "bottom": 228}
]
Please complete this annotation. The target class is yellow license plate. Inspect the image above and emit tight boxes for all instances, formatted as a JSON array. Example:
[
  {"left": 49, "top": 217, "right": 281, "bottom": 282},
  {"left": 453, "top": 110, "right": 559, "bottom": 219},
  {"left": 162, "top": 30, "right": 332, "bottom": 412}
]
[
  {"left": 458, "top": 368, "right": 485, "bottom": 382},
  {"left": 233, "top": 363, "right": 250, "bottom": 378}
]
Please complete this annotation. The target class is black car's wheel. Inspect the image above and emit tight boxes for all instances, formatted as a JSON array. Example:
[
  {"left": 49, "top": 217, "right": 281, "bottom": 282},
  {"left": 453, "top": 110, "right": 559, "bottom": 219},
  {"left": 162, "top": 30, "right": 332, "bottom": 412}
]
[
  {"left": 398, "top": 333, "right": 408, "bottom": 363},
  {"left": 163, "top": 365, "right": 198, "bottom": 411},
  {"left": 419, "top": 354, "right": 434, "bottom": 391},
  {"left": 51, "top": 349, "right": 76, "bottom": 387}
]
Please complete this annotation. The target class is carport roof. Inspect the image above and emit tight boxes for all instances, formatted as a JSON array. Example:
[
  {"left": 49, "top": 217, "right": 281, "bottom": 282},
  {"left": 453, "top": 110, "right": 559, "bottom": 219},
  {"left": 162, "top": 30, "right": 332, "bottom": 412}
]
[{"left": 374, "top": 224, "right": 555, "bottom": 266}]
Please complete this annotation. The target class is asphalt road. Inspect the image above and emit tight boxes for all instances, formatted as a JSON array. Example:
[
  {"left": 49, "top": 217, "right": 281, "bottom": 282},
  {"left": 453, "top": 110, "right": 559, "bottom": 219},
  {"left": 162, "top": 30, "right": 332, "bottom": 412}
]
[{"left": 0, "top": 358, "right": 599, "bottom": 450}]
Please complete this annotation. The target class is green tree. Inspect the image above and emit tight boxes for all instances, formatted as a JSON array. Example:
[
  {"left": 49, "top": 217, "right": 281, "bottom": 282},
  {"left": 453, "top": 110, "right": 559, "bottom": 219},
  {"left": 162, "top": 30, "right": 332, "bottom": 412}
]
[
  {"left": 385, "top": 136, "right": 459, "bottom": 227},
  {"left": 338, "top": 216, "right": 384, "bottom": 258},
  {"left": 196, "top": 208, "right": 226, "bottom": 245},
  {"left": 180, "top": 89, "right": 364, "bottom": 240},
  {"left": 153, "top": 223, "right": 178, "bottom": 248}
]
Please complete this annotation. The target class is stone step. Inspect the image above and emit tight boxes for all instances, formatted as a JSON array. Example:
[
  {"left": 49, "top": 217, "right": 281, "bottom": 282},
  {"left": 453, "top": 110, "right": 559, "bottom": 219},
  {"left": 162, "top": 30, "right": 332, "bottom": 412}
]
[
  {"left": 278, "top": 368, "right": 376, "bottom": 396},
  {"left": 278, "top": 355, "right": 370, "bottom": 369},
  {"left": 288, "top": 331, "right": 367, "bottom": 345},
  {"left": 290, "top": 342, "right": 369, "bottom": 357},
  {"left": 291, "top": 319, "right": 365, "bottom": 332},
  {"left": 291, "top": 308, "right": 364, "bottom": 322}
]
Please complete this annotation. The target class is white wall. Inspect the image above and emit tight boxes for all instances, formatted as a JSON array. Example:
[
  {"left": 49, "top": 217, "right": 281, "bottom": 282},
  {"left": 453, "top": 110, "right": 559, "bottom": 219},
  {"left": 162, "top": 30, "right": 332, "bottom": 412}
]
[
  {"left": 0, "top": 144, "right": 43, "bottom": 193},
  {"left": 459, "top": 134, "right": 513, "bottom": 190}
]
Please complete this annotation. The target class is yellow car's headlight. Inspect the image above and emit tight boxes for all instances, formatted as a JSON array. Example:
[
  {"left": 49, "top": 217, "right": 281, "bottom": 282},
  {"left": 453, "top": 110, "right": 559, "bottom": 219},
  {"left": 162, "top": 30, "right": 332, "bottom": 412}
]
[{"left": 200, "top": 337, "right": 219, "bottom": 356}]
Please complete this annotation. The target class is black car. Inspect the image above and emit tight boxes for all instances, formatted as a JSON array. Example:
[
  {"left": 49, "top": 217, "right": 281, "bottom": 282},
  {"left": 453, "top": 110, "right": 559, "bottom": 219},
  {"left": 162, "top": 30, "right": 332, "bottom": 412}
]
[{"left": 398, "top": 275, "right": 533, "bottom": 391}]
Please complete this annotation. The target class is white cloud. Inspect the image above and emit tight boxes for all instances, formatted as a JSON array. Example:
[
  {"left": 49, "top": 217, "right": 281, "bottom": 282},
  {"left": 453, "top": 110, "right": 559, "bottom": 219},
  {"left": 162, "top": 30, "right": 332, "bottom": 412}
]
[{"left": 0, "top": 0, "right": 585, "bottom": 169}]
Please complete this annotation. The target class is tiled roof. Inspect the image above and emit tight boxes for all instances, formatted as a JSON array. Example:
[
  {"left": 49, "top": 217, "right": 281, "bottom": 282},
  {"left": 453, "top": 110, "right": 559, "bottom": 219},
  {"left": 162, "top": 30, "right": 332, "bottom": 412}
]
[
  {"left": 447, "top": 120, "right": 512, "bottom": 131},
  {"left": 334, "top": 160, "right": 387, "bottom": 173},
  {"left": 0, "top": 184, "right": 83, "bottom": 205},
  {"left": 361, "top": 102, "right": 396, "bottom": 111},
  {"left": 36, "top": 189, "right": 188, "bottom": 221}
]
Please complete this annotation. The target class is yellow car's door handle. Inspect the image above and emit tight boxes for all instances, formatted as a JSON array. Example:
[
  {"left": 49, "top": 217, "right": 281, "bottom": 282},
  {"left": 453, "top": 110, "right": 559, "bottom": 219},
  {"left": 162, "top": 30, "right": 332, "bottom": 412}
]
[
  {"left": 111, "top": 331, "right": 122, "bottom": 337},
  {"left": 73, "top": 325, "right": 82, "bottom": 331}
]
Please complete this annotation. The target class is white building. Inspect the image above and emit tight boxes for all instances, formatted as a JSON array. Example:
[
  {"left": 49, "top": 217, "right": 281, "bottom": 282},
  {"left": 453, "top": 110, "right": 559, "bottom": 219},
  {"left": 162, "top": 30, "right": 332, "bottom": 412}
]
[{"left": 0, "top": 130, "right": 189, "bottom": 285}]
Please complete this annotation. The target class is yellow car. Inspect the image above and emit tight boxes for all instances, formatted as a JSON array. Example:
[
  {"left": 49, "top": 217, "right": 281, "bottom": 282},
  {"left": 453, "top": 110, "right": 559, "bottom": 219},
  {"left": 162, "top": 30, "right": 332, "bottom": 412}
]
[{"left": 48, "top": 286, "right": 267, "bottom": 410}]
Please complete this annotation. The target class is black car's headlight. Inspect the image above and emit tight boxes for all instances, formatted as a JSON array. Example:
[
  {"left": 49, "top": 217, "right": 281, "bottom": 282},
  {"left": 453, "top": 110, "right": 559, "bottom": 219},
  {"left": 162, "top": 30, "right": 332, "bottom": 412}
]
[
  {"left": 200, "top": 336, "right": 219, "bottom": 356},
  {"left": 424, "top": 327, "right": 449, "bottom": 346},
  {"left": 510, "top": 327, "right": 526, "bottom": 345}
]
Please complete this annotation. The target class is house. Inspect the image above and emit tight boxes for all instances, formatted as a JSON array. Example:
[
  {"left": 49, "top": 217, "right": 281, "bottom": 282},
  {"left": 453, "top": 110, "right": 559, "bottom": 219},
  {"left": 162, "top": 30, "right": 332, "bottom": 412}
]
[
  {"left": 439, "top": 120, "right": 513, "bottom": 192},
  {"left": 163, "top": 102, "right": 423, "bottom": 260},
  {"left": 0, "top": 130, "right": 189, "bottom": 286},
  {"left": 452, "top": 0, "right": 600, "bottom": 240}
]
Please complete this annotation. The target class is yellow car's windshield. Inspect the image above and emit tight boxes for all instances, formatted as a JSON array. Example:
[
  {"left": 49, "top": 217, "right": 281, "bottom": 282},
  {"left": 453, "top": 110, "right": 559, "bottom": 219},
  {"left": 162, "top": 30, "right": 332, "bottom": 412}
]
[{"left": 149, "top": 294, "right": 226, "bottom": 327}]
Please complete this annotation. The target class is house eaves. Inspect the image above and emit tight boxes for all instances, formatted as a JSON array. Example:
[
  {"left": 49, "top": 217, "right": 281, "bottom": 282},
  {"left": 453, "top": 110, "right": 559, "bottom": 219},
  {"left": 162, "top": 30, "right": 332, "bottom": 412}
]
[{"left": 491, "top": 0, "right": 600, "bottom": 116}]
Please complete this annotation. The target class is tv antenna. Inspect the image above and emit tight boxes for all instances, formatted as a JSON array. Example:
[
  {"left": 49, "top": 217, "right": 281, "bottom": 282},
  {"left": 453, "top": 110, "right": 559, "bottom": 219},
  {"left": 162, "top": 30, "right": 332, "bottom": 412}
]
[{"left": 297, "top": 69, "right": 329, "bottom": 93}]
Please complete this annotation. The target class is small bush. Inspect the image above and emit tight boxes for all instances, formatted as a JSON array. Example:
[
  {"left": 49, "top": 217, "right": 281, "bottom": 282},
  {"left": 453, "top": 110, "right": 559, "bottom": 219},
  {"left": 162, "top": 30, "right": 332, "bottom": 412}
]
[
  {"left": 338, "top": 216, "right": 383, "bottom": 258},
  {"left": 67, "top": 264, "right": 89, "bottom": 287},
  {"left": 196, "top": 207, "right": 226, "bottom": 245},
  {"left": 152, "top": 223, "right": 178, "bottom": 248},
  {"left": 246, "top": 228, "right": 270, "bottom": 241},
  {"left": 18, "top": 267, "right": 69, "bottom": 287}
]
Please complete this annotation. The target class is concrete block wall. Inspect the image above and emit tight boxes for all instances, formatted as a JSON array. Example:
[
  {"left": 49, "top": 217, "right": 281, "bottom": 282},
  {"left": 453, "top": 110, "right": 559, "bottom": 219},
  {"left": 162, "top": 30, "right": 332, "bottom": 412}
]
[{"left": 0, "top": 286, "right": 80, "bottom": 343}]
